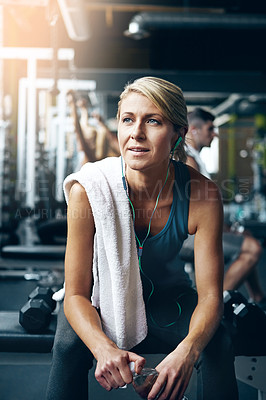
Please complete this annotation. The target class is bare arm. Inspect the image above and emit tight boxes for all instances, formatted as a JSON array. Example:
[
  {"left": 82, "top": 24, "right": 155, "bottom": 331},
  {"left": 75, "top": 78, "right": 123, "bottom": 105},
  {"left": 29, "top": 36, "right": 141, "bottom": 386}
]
[
  {"left": 185, "top": 169, "right": 224, "bottom": 351},
  {"left": 148, "top": 170, "right": 224, "bottom": 400},
  {"left": 92, "top": 112, "right": 121, "bottom": 157},
  {"left": 95, "top": 126, "right": 108, "bottom": 160},
  {"left": 64, "top": 182, "right": 145, "bottom": 390},
  {"left": 66, "top": 91, "right": 97, "bottom": 162}
]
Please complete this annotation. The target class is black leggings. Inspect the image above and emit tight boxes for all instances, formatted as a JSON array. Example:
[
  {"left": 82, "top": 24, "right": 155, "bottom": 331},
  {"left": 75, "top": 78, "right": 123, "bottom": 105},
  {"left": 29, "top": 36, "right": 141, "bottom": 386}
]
[{"left": 46, "top": 289, "right": 238, "bottom": 400}]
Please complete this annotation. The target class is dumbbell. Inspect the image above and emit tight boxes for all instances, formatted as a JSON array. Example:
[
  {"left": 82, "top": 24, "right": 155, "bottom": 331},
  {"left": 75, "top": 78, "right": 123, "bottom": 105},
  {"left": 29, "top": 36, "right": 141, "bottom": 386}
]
[
  {"left": 223, "top": 291, "right": 266, "bottom": 355},
  {"left": 233, "top": 301, "right": 266, "bottom": 355},
  {"left": 234, "top": 301, "right": 266, "bottom": 333},
  {"left": 223, "top": 290, "right": 248, "bottom": 322},
  {"left": 19, "top": 286, "right": 56, "bottom": 333}
]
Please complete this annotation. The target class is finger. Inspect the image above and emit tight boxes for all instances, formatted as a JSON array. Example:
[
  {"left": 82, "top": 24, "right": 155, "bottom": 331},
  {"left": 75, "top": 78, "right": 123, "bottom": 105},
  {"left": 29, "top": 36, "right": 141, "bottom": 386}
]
[
  {"left": 95, "top": 374, "right": 112, "bottom": 391},
  {"left": 96, "top": 366, "right": 121, "bottom": 389},
  {"left": 169, "top": 384, "right": 184, "bottom": 400},
  {"left": 170, "top": 373, "right": 191, "bottom": 400},
  {"left": 109, "top": 367, "right": 129, "bottom": 388},
  {"left": 147, "top": 376, "right": 167, "bottom": 400},
  {"left": 170, "top": 379, "right": 189, "bottom": 400},
  {"left": 128, "top": 352, "right": 146, "bottom": 374},
  {"left": 117, "top": 357, "right": 134, "bottom": 385}
]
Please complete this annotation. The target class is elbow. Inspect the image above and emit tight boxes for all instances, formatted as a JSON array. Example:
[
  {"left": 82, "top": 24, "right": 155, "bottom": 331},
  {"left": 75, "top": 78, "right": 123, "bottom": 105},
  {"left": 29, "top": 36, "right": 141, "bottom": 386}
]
[
  {"left": 63, "top": 295, "right": 78, "bottom": 326},
  {"left": 63, "top": 293, "right": 78, "bottom": 322},
  {"left": 63, "top": 297, "right": 71, "bottom": 322}
]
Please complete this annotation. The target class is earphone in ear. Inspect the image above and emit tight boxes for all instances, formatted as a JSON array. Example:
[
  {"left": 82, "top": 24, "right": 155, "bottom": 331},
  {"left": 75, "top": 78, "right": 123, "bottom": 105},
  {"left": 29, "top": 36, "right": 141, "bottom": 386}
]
[{"left": 171, "top": 136, "right": 182, "bottom": 154}]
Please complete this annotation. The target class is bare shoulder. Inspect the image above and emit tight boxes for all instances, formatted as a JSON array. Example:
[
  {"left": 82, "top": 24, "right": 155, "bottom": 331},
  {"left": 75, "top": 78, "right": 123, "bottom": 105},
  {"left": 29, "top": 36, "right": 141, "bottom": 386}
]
[
  {"left": 68, "top": 182, "right": 89, "bottom": 204},
  {"left": 67, "top": 182, "right": 95, "bottom": 234},
  {"left": 187, "top": 165, "right": 222, "bottom": 202},
  {"left": 67, "top": 182, "right": 93, "bottom": 220},
  {"left": 187, "top": 166, "right": 223, "bottom": 234}
]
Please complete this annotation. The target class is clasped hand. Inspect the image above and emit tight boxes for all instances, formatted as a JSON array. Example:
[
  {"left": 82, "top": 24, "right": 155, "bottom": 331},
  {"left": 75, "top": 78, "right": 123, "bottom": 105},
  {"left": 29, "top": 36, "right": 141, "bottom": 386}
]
[
  {"left": 95, "top": 346, "right": 145, "bottom": 391},
  {"left": 95, "top": 343, "right": 194, "bottom": 400}
]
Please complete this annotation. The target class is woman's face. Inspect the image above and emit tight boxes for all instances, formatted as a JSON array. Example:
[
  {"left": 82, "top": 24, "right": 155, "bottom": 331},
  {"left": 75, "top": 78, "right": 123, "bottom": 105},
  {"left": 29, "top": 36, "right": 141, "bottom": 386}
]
[{"left": 118, "top": 92, "right": 177, "bottom": 173}]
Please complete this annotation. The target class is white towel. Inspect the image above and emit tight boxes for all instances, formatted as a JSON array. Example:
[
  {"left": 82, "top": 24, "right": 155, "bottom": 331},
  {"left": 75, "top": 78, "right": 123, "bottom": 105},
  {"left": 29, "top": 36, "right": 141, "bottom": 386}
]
[{"left": 59, "top": 156, "right": 147, "bottom": 350}]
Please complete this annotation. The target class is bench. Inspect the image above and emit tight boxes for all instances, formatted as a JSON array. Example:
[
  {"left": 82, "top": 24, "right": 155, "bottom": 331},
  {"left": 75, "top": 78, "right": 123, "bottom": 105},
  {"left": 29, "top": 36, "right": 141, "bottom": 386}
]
[{"left": 0, "top": 311, "right": 56, "bottom": 364}]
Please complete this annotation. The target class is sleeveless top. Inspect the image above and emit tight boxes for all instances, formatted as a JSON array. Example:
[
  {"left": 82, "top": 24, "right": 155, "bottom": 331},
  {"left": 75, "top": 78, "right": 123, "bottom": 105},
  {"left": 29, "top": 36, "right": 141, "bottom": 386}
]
[{"left": 139, "top": 160, "right": 192, "bottom": 304}]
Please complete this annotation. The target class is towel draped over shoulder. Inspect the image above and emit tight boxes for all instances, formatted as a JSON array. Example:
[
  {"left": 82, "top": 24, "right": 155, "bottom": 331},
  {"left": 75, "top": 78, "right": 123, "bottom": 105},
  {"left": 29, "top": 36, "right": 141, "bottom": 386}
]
[{"left": 59, "top": 156, "right": 147, "bottom": 350}]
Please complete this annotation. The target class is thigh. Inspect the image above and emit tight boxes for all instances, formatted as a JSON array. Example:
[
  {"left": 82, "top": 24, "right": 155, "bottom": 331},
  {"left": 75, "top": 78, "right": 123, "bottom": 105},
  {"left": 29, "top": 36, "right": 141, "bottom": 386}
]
[
  {"left": 132, "top": 290, "right": 238, "bottom": 399},
  {"left": 46, "top": 304, "right": 94, "bottom": 400},
  {"left": 196, "top": 324, "right": 238, "bottom": 400},
  {"left": 52, "top": 302, "right": 93, "bottom": 366},
  {"left": 223, "top": 232, "right": 244, "bottom": 263},
  {"left": 132, "top": 287, "right": 198, "bottom": 353}
]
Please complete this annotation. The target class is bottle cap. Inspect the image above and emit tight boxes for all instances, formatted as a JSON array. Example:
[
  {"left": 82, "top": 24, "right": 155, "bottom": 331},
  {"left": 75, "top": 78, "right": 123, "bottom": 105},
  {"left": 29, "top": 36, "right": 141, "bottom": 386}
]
[{"left": 129, "top": 361, "right": 135, "bottom": 373}]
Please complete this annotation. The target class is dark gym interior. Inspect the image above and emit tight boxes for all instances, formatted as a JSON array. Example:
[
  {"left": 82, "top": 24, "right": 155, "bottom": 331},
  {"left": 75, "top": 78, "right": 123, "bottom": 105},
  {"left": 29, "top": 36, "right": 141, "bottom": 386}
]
[{"left": 0, "top": 1, "right": 266, "bottom": 399}]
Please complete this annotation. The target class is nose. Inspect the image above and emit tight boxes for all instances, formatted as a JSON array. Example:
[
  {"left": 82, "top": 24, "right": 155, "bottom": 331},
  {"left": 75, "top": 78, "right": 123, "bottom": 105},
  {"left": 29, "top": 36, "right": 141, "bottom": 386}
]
[{"left": 130, "top": 120, "right": 145, "bottom": 140}]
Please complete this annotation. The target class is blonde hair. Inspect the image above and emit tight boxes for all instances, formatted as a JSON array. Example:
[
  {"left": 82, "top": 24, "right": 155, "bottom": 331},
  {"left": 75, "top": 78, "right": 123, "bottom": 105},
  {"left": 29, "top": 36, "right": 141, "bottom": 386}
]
[{"left": 117, "top": 76, "right": 188, "bottom": 162}]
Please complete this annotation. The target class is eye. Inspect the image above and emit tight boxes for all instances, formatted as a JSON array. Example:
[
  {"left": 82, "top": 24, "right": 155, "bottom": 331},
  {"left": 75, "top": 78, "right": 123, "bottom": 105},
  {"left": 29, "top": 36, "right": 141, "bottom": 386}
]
[
  {"left": 122, "top": 117, "right": 133, "bottom": 124},
  {"left": 147, "top": 118, "right": 160, "bottom": 125}
]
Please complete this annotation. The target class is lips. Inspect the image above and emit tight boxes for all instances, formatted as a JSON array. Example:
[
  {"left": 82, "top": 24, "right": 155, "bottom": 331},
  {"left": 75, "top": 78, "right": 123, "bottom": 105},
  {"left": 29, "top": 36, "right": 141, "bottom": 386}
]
[{"left": 128, "top": 147, "right": 149, "bottom": 152}]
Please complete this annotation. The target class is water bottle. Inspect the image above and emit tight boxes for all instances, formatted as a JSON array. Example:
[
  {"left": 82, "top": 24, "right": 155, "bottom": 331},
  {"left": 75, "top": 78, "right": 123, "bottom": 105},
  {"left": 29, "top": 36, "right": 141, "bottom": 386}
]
[{"left": 129, "top": 362, "right": 188, "bottom": 400}]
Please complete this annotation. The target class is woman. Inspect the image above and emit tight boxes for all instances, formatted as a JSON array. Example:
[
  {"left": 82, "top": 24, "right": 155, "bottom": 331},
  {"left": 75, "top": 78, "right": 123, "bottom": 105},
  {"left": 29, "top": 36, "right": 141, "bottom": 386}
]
[{"left": 46, "top": 77, "right": 238, "bottom": 400}]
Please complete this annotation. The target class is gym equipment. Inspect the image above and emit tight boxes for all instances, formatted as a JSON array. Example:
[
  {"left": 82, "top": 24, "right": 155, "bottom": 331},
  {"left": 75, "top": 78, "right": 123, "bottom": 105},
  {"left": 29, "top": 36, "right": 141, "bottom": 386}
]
[
  {"left": 223, "top": 290, "right": 266, "bottom": 356},
  {"left": 19, "top": 286, "right": 56, "bottom": 333},
  {"left": 37, "top": 218, "right": 67, "bottom": 245},
  {"left": 0, "top": 310, "right": 56, "bottom": 352},
  {"left": 16, "top": 74, "right": 96, "bottom": 207},
  {"left": 235, "top": 356, "right": 266, "bottom": 400},
  {"left": 1, "top": 244, "right": 65, "bottom": 260},
  {"left": 233, "top": 301, "right": 266, "bottom": 356},
  {"left": 223, "top": 289, "right": 248, "bottom": 321},
  {"left": 0, "top": 119, "right": 18, "bottom": 246}
]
